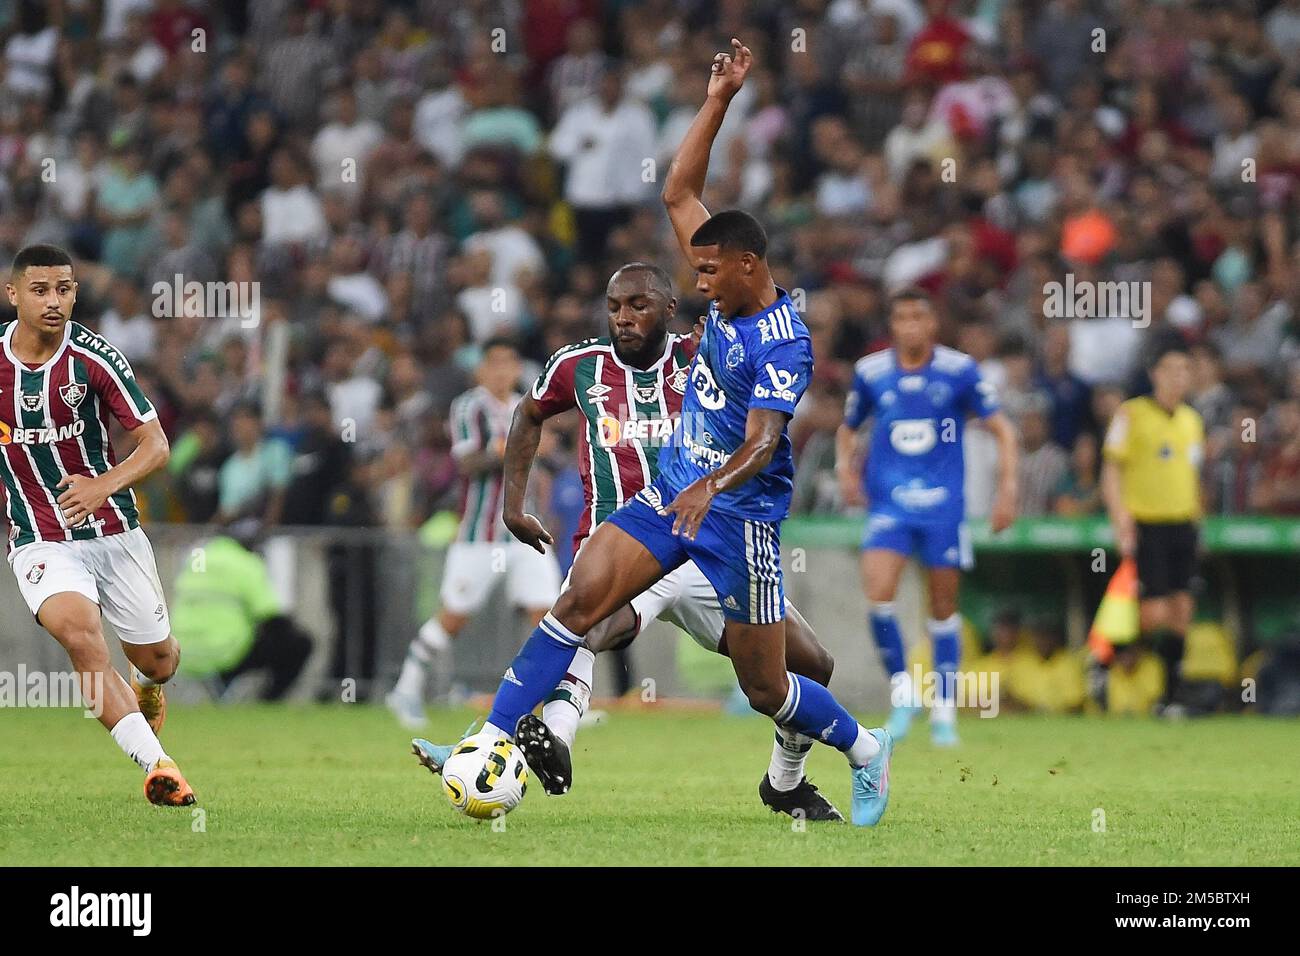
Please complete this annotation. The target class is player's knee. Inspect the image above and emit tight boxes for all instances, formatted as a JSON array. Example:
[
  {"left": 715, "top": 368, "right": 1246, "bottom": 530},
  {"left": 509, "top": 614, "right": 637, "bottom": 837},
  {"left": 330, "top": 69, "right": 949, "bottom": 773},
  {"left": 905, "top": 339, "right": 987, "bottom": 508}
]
[
  {"left": 59, "top": 626, "right": 109, "bottom": 669},
  {"left": 740, "top": 675, "right": 788, "bottom": 717},
  {"left": 929, "top": 595, "right": 958, "bottom": 620},
  {"left": 811, "top": 645, "right": 835, "bottom": 685},
  {"left": 137, "top": 640, "right": 179, "bottom": 682},
  {"left": 551, "top": 587, "right": 601, "bottom": 637}
]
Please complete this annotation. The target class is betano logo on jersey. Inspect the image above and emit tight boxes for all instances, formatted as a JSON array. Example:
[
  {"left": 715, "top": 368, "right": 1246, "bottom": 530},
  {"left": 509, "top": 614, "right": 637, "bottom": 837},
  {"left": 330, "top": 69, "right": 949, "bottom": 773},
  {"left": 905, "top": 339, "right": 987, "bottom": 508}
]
[
  {"left": 595, "top": 414, "right": 678, "bottom": 448},
  {"left": 0, "top": 419, "right": 86, "bottom": 446}
]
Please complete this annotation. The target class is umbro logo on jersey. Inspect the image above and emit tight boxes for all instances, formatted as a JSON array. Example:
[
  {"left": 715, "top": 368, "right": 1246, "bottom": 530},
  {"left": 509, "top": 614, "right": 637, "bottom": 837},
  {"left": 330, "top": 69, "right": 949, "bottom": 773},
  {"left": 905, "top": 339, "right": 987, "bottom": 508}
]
[
  {"left": 585, "top": 383, "right": 613, "bottom": 400},
  {"left": 26, "top": 563, "right": 45, "bottom": 585},
  {"left": 20, "top": 393, "right": 42, "bottom": 412},
  {"left": 502, "top": 667, "right": 522, "bottom": 687},
  {"left": 59, "top": 382, "right": 86, "bottom": 410}
]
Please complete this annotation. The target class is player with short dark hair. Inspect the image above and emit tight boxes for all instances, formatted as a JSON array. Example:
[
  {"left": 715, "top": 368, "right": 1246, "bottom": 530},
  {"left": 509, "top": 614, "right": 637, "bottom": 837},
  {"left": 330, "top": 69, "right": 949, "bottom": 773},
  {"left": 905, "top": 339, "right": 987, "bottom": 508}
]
[
  {"left": 414, "top": 40, "right": 895, "bottom": 827},
  {"left": 2, "top": 244, "right": 195, "bottom": 805},
  {"left": 413, "top": 261, "right": 845, "bottom": 820},
  {"left": 836, "top": 288, "right": 1019, "bottom": 746}
]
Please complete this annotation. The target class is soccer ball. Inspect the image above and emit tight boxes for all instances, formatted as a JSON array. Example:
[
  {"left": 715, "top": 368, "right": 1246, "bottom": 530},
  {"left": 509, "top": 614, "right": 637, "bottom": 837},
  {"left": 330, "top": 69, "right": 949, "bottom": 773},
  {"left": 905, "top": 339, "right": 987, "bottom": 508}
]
[{"left": 441, "top": 737, "right": 529, "bottom": 819}]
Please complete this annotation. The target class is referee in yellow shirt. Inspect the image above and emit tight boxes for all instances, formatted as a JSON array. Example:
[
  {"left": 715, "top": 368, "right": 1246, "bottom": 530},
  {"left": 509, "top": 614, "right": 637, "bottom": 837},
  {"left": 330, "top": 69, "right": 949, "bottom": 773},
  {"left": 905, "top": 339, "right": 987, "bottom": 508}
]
[{"left": 1102, "top": 343, "right": 1205, "bottom": 709}]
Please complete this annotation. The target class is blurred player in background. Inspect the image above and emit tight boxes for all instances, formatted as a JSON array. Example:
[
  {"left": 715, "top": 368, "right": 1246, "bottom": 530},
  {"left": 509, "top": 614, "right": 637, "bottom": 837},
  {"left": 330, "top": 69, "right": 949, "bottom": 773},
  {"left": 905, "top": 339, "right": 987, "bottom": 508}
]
[
  {"left": 386, "top": 337, "right": 561, "bottom": 728},
  {"left": 415, "top": 261, "right": 844, "bottom": 821},
  {"left": 836, "top": 289, "right": 1019, "bottom": 747},
  {"left": 1, "top": 244, "right": 194, "bottom": 805},
  {"left": 1102, "top": 344, "right": 1204, "bottom": 713}
]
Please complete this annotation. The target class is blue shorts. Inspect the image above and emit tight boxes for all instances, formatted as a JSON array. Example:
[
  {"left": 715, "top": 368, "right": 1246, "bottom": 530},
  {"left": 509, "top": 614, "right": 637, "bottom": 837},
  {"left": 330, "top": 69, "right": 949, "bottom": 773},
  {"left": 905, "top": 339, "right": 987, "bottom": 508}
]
[
  {"left": 606, "top": 478, "right": 785, "bottom": 625},
  {"left": 862, "top": 510, "right": 972, "bottom": 570}
]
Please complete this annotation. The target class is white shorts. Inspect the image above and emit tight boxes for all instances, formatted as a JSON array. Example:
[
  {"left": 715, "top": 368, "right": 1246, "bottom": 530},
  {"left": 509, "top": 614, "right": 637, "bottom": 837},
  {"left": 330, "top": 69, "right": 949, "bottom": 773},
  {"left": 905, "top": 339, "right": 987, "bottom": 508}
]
[
  {"left": 628, "top": 560, "right": 726, "bottom": 652},
  {"left": 8, "top": 527, "right": 171, "bottom": 645},
  {"left": 440, "top": 540, "right": 562, "bottom": 616}
]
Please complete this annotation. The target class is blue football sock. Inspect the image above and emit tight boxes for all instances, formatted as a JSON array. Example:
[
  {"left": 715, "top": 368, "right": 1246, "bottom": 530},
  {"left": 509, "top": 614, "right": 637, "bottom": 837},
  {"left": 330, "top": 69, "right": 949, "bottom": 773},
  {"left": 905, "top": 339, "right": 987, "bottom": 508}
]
[
  {"left": 870, "top": 601, "right": 906, "bottom": 678},
  {"left": 486, "top": 613, "right": 582, "bottom": 735},
  {"left": 772, "top": 672, "right": 861, "bottom": 752},
  {"left": 929, "top": 613, "right": 962, "bottom": 705}
]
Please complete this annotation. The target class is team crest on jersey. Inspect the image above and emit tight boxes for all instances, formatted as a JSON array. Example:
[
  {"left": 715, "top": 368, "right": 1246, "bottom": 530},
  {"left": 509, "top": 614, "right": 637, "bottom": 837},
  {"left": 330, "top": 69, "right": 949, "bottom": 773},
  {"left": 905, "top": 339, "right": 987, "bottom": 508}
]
[
  {"left": 927, "top": 382, "right": 952, "bottom": 407},
  {"left": 668, "top": 367, "right": 688, "bottom": 394},
  {"left": 59, "top": 382, "right": 86, "bottom": 410},
  {"left": 633, "top": 383, "right": 660, "bottom": 405},
  {"left": 585, "top": 383, "right": 612, "bottom": 401},
  {"left": 20, "top": 392, "right": 42, "bottom": 412},
  {"left": 725, "top": 342, "right": 745, "bottom": 369},
  {"left": 26, "top": 563, "right": 45, "bottom": 585}
]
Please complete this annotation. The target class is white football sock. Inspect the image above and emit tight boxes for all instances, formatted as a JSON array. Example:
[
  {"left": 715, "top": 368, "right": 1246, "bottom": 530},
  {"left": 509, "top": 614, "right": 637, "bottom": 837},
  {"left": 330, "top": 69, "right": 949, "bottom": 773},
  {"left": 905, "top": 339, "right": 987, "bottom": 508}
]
[
  {"left": 541, "top": 646, "right": 594, "bottom": 749},
  {"left": 768, "top": 725, "right": 812, "bottom": 791},
  {"left": 132, "top": 667, "right": 159, "bottom": 688},
  {"left": 394, "top": 620, "right": 451, "bottom": 698},
  {"left": 889, "top": 669, "right": 916, "bottom": 709},
  {"left": 480, "top": 721, "right": 507, "bottom": 740},
  {"left": 932, "top": 701, "right": 957, "bottom": 726},
  {"left": 846, "top": 724, "right": 883, "bottom": 767},
  {"left": 110, "top": 712, "right": 167, "bottom": 772}
]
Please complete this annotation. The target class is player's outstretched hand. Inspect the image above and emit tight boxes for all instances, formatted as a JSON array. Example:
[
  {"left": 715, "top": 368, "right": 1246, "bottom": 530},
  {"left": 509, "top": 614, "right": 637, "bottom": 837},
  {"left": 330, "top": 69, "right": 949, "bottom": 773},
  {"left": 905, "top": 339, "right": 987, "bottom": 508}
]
[
  {"left": 665, "top": 478, "right": 716, "bottom": 541},
  {"left": 505, "top": 512, "right": 554, "bottom": 554},
  {"left": 707, "top": 37, "right": 753, "bottom": 101},
  {"left": 56, "top": 473, "right": 109, "bottom": 527}
]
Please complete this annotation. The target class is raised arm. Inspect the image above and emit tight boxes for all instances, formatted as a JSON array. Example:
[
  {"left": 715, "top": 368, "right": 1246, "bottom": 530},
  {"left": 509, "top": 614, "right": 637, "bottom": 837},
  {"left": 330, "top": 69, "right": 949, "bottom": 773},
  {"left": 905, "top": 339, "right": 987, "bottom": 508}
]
[
  {"left": 501, "top": 394, "right": 556, "bottom": 554},
  {"left": 661, "top": 37, "right": 752, "bottom": 259}
]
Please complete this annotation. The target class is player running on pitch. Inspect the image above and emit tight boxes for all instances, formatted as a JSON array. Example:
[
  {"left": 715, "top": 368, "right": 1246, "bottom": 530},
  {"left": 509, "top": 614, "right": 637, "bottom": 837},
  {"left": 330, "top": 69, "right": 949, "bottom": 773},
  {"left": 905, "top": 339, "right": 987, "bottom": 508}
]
[
  {"left": 387, "top": 337, "right": 562, "bottom": 728},
  {"left": 2, "top": 244, "right": 194, "bottom": 805},
  {"left": 835, "top": 289, "right": 1019, "bottom": 747},
  {"left": 412, "top": 261, "right": 844, "bottom": 821},
  {"left": 416, "top": 39, "right": 895, "bottom": 826}
]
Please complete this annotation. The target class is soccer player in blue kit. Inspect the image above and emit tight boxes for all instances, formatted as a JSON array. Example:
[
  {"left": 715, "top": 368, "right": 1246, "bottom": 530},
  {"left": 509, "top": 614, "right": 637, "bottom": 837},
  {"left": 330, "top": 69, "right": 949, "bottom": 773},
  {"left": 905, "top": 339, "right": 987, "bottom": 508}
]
[
  {"left": 836, "top": 290, "right": 1019, "bottom": 747},
  {"left": 414, "top": 39, "right": 894, "bottom": 826}
]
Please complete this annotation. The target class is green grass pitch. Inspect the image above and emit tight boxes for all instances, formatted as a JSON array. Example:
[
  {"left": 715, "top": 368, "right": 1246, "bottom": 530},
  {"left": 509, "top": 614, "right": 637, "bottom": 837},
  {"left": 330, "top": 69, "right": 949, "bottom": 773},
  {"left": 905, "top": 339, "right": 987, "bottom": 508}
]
[{"left": 2, "top": 705, "right": 1297, "bottom": 866}]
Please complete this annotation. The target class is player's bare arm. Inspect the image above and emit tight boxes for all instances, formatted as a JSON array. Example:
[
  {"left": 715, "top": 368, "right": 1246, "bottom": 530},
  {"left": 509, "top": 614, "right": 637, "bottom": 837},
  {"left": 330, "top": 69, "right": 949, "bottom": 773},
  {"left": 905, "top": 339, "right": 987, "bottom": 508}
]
[
  {"left": 661, "top": 37, "right": 753, "bottom": 258},
  {"left": 666, "top": 406, "right": 786, "bottom": 540},
  {"left": 57, "top": 418, "right": 170, "bottom": 527},
  {"left": 502, "top": 394, "right": 555, "bottom": 553},
  {"left": 984, "top": 411, "right": 1019, "bottom": 533},
  {"left": 835, "top": 421, "right": 866, "bottom": 508}
]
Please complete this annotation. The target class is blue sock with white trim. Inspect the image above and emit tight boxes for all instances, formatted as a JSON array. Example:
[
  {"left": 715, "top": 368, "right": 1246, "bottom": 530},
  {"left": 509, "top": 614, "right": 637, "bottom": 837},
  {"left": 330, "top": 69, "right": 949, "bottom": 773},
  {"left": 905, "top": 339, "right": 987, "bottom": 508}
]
[
  {"left": 929, "top": 613, "right": 961, "bottom": 724},
  {"left": 486, "top": 613, "right": 582, "bottom": 736},
  {"left": 869, "top": 602, "right": 906, "bottom": 677},
  {"left": 772, "top": 672, "right": 880, "bottom": 766}
]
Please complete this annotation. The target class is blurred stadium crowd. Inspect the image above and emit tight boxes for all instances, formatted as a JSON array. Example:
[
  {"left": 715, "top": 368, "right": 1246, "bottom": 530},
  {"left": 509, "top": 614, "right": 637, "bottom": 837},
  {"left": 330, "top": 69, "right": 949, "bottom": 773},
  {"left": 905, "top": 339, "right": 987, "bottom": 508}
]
[{"left": 2, "top": 0, "right": 1300, "bottom": 542}]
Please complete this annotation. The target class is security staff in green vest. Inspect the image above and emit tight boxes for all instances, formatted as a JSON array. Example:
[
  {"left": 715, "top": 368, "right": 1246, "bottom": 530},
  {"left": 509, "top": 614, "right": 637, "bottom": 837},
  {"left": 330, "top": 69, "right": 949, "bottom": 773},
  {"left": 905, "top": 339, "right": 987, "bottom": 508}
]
[{"left": 172, "top": 520, "right": 311, "bottom": 700}]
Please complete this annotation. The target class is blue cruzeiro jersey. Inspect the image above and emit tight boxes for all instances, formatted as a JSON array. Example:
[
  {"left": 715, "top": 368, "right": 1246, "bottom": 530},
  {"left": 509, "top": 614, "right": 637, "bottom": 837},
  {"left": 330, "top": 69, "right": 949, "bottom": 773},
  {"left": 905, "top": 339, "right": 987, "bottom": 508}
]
[
  {"left": 844, "top": 345, "right": 998, "bottom": 522},
  {"left": 658, "top": 289, "right": 813, "bottom": 521}
]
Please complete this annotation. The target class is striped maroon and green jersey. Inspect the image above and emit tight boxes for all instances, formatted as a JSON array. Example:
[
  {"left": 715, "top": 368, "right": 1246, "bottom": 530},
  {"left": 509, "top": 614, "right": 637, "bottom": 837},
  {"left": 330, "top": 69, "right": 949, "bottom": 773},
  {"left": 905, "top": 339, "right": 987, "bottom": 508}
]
[
  {"left": 0, "top": 320, "right": 156, "bottom": 552},
  {"left": 449, "top": 385, "right": 520, "bottom": 543},
  {"left": 532, "top": 333, "right": 696, "bottom": 553}
]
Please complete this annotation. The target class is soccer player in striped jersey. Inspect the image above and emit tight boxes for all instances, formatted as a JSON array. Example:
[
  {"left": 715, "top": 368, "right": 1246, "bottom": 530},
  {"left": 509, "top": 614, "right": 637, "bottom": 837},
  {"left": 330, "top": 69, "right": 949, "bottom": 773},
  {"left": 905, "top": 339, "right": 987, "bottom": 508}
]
[
  {"left": 1, "top": 244, "right": 194, "bottom": 806},
  {"left": 387, "top": 338, "right": 562, "bottom": 728},
  {"left": 413, "top": 262, "right": 843, "bottom": 820},
  {"left": 415, "top": 41, "right": 893, "bottom": 826}
]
